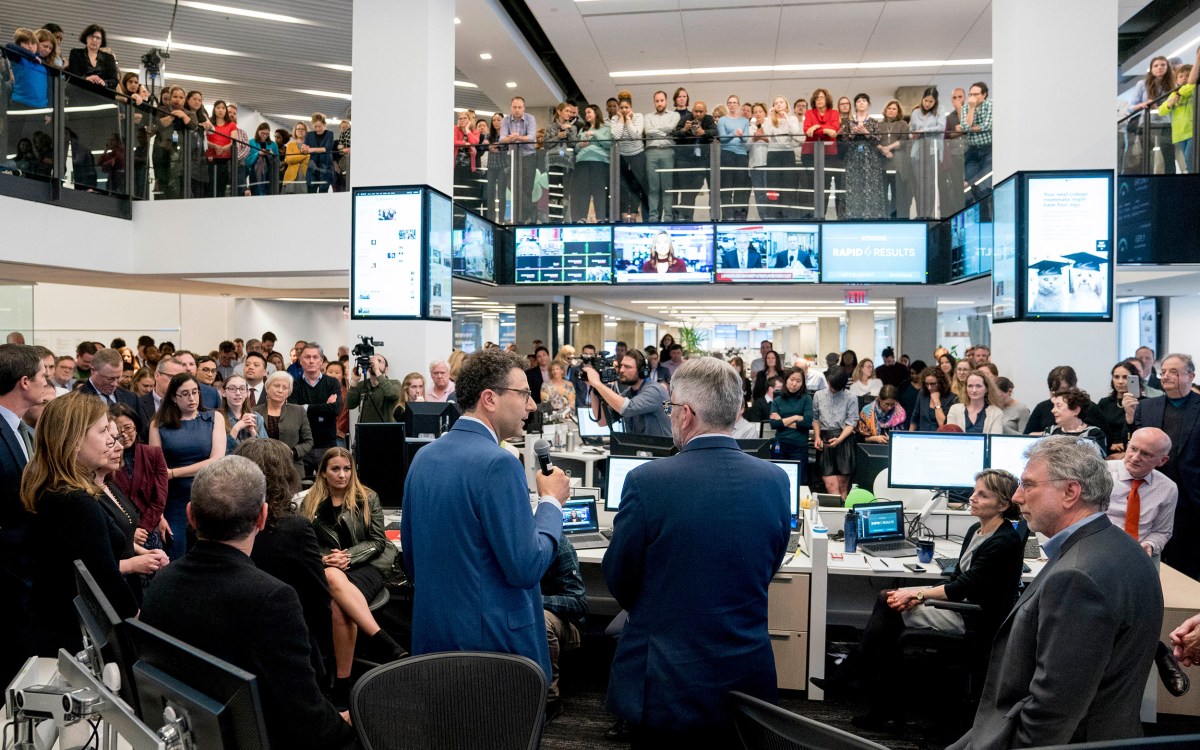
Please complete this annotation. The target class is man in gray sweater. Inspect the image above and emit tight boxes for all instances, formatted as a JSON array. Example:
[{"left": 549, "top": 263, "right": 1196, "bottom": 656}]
[{"left": 644, "top": 91, "right": 682, "bottom": 222}]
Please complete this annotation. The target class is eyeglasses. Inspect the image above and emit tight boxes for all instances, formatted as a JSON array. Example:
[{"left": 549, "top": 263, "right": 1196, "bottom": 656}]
[
  {"left": 174, "top": 390, "right": 200, "bottom": 400},
  {"left": 495, "top": 387, "right": 533, "bottom": 402},
  {"left": 117, "top": 424, "right": 136, "bottom": 436},
  {"left": 662, "top": 401, "right": 689, "bottom": 416},
  {"left": 1016, "top": 477, "right": 1065, "bottom": 490},
  {"left": 225, "top": 386, "right": 248, "bottom": 393},
  {"left": 1161, "top": 369, "right": 1192, "bottom": 378}
]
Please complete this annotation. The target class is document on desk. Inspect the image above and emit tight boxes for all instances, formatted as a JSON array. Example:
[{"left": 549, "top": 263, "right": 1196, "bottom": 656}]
[
  {"left": 866, "top": 556, "right": 907, "bottom": 573},
  {"left": 827, "top": 552, "right": 870, "bottom": 570}
]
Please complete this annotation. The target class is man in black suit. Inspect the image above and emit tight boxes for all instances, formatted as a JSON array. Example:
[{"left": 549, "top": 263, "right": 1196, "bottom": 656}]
[
  {"left": 772, "top": 233, "right": 815, "bottom": 269},
  {"left": 1134, "top": 352, "right": 1200, "bottom": 578},
  {"left": 0, "top": 344, "right": 50, "bottom": 688},
  {"left": 140, "top": 455, "right": 357, "bottom": 750},
  {"left": 720, "top": 232, "right": 762, "bottom": 269},
  {"left": 289, "top": 343, "right": 344, "bottom": 473},
  {"left": 525, "top": 345, "right": 551, "bottom": 405},
  {"left": 136, "top": 357, "right": 184, "bottom": 443},
  {"left": 77, "top": 348, "right": 139, "bottom": 409}
]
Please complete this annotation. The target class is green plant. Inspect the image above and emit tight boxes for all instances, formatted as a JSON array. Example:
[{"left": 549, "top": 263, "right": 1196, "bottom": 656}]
[{"left": 678, "top": 326, "right": 707, "bottom": 354}]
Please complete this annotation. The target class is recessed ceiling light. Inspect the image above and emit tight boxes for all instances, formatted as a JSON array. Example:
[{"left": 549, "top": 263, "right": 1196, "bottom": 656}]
[
  {"left": 610, "top": 57, "right": 993, "bottom": 78},
  {"left": 314, "top": 63, "right": 352, "bottom": 73},
  {"left": 479, "top": 53, "right": 492, "bottom": 60},
  {"left": 175, "top": 1, "right": 314, "bottom": 25},
  {"left": 290, "top": 88, "right": 352, "bottom": 101},
  {"left": 267, "top": 113, "right": 343, "bottom": 124},
  {"left": 506, "top": 81, "right": 518, "bottom": 88},
  {"left": 112, "top": 35, "right": 245, "bottom": 57},
  {"left": 454, "top": 80, "right": 478, "bottom": 89}
]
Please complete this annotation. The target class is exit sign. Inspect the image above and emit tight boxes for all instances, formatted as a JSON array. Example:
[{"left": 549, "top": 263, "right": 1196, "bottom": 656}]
[{"left": 845, "top": 289, "right": 869, "bottom": 306}]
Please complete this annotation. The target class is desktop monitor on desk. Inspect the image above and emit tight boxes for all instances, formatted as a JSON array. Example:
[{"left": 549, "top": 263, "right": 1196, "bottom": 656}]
[
  {"left": 604, "top": 455, "right": 656, "bottom": 511},
  {"left": 609, "top": 430, "right": 677, "bottom": 458},
  {"left": 888, "top": 431, "right": 987, "bottom": 490},
  {"left": 987, "top": 434, "right": 1040, "bottom": 478},
  {"left": 768, "top": 459, "right": 801, "bottom": 516},
  {"left": 404, "top": 401, "right": 461, "bottom": 438},
  {"left": 576, "top": 406, "right": 610, "bottom": 444},
  {"left": 736, "top": 437, "right": 773, "bottom": 458}
]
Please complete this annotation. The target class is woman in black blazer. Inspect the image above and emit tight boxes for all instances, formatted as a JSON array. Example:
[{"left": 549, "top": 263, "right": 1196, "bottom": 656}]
[
  {"left": 26, "top": 392, "right": 141, "bottom": 656},
  {"left": 813, "top": 468, "right": 1024, "bottom": 729},
  {"left": 66, "top": 24, "right": 119, "bottom": 89}
]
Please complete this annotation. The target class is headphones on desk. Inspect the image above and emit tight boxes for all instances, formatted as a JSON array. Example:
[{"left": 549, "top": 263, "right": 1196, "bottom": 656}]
[{"left": 626, "top": 349, "right": 652, "bottom": 381}]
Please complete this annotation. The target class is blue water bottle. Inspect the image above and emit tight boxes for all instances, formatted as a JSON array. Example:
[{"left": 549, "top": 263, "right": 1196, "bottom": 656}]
[{"left": 844, "top": 508, "right": 859, "bottom": 554}]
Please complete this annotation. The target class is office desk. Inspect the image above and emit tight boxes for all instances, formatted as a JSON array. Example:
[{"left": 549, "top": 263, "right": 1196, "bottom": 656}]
[
  {"left": 1157, "top": 565, "right": 1200, "bottom": 717},
  {"left": 520, "top": 439, "right": 609, "bottom": 489}
]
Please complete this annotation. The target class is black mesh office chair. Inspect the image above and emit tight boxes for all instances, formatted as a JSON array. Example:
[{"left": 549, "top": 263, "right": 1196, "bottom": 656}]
[
  {"left": 350, "top": 651, "right": 547, "bottom": 750},
  {"left": 729, "top": 691, "right": 890, "bottom": 750},
  {"left": 1026, "top": 737, "right": 1200, "bottom": 750}
]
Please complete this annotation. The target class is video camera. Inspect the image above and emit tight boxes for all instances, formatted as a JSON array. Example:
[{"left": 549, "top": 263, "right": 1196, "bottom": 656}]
[
  {"left": 576, "top": 351, "right": 618, "bottom": 384},
  {"left": 352, "top": 335, "right": 383, "bottom": 380}
]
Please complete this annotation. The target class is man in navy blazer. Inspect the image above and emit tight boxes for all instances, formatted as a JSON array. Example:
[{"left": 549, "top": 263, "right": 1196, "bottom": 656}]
[
  {"left": 0, "top": 344, "right": 50, "bottom": 688},
  {"left": 604, "top": 357, "right": 790, "bottom": 746},
  {"left": 76, "top": 348, "right": 139, "bottom": 410},
  {"left": 1133, "top": 352, "right": 1200, "bottom": 578},
  {"left": 402, "top": 349, "right": 569, "bottom": 681}
]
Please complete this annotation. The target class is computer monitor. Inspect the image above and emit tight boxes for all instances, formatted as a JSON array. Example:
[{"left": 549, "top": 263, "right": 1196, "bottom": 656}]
[
  {"left": 127, "top": 619, "right": 270, "bottom": 749},
  {"left": 988, "top": 434, "right": 1040, "bottom": 478},
  {"left": 403, "top": 401, "right": 461, "bottom": 438},
  {"left": 888, "top": 431, "right": 987, "bottom": 490},
  {"left": 355, "top": 422, "right": 407, "bottom": 509},
  {"left": 736, "top": 438, "right": 772, "bottom": 458},
  {"left": 604, "top": 455, "right": 656, "bottom": 511},
  {"left": 608, "top": 430, "right": 677, "bottom": 457},
  {"left": 73, "top": 560, "right": 140, "bottom": 712},
  {"left": 768, "top": 459, "right": 801, "bottom": 516},
  {"left": 576, "top": 406, "right": 609, "bottom": 443}
]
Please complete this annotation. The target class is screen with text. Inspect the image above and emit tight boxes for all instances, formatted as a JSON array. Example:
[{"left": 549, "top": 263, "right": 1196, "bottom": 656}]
[
  {"left": 889, "top": 432, "right": 986, "bottom": 489},
  {"left": 352, "top": 188, "right": 424, "bottom": 318},
  {"left": 819, "top": 223, "right": 928, "bottom": 283}
]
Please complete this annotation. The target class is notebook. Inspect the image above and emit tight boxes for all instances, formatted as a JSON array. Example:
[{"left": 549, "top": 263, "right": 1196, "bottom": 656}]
[
  {"left": 854, "top": 501, "right": 918, "bottom": 558},
  {"left": 561, "top": 496, "right": 608, "bottom": 550}
]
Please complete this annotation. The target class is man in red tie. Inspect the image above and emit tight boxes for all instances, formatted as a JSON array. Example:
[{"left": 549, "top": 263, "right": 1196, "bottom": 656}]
[{"left": 1106, "top": 427, "right": 1177, "bottom": 559}]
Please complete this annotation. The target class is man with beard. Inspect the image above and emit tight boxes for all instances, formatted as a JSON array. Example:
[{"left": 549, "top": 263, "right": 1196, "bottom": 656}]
[{"left": 582, "top": 348, "right": 670, "bottom": 437}]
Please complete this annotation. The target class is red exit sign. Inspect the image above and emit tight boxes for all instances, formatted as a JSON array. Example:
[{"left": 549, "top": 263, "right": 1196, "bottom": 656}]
[{"left": 845, "top": 289, "right": 869, "bottom": 306}]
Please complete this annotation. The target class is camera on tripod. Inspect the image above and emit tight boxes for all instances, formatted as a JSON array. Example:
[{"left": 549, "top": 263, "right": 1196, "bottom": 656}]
[
  {"left": 352, "top": 335, "right": 383, "bottom": 379},
  {"left": 576, "top": 351, "right": 618, "bottom": 383}
]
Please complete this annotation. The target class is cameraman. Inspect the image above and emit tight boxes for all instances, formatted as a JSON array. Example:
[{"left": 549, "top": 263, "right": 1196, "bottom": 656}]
[
  {"left": 583, "top": 349, "right": 671, "bottom": 438},
  {"left": 347, "top": 354, "right": 400, "bottom": 423}
]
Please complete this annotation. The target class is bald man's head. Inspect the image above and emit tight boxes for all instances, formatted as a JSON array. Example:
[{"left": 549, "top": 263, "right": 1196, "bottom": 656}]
[{"left": 1123, "top": 427, "right": 1172, "bottom": 480}]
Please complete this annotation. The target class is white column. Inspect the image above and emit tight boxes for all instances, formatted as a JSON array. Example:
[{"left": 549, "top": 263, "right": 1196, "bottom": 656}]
[
  {"left": 990, "top": 0, "right": 1118, "bottom": 398},
  {"left": 817, "top": 318, "right": 840, "bottom": 361},
  {"left": 846, "top": 310, "right": 875, "bottom": 363},
  {"left": 348, "top": 0, "right": 455, "bottom": 374}
]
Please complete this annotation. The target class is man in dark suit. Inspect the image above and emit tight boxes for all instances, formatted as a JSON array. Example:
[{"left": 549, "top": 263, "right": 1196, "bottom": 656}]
[
  {"left": 76, "top": 348, "right": 139, "bottom": 409},
  {"left": 525, "top": 345, "right": 551, "bottom": 405},
  {"left": 720, "top": 232, "right": 762, "bottom": 269},
  {"left": 0, "top": 344, "right": 51, "bottom": 689},
  {"left": 140, "top": 455, "right": 357, "bottom": 750},
  {"left": 289, "top": 343, "right": 344, "bottom": 473},
  {"left": 948, "top": 436, "right": 1162, "bottom": 750},
  {"left": 604, "top": 357, "right": 790, "bottom": 747},
  {"left": 772, "top": 232, "right": 815, "bottom": 269},
  {"left": 1133, "top": 352, "right": 1200, "bottom": 578},
  {"left": 402, "top": 349, "right": 569, "bottom": 682},
  {"left": 136, "top": 357, "right": 184, "bottom": 443}
]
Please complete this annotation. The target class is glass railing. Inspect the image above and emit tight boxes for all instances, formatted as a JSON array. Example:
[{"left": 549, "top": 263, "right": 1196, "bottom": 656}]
[
  {"left": 454, "top": 126, "right": 991, "bottom": 226},
  {"left": 1118, "top": 92, "right": 1200, "bottom": 175}
]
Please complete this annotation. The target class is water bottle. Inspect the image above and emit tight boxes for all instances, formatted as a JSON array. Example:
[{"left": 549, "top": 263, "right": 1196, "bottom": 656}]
[{"left": 844, "top": 508, "right": 859, "bottom": 554}]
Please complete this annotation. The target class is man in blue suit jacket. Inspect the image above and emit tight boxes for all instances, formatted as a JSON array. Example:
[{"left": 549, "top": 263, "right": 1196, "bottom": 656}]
[
  {"left": 402, "top": 349, "right": 569, "bottom": 681},
  {"left": 604, "top": 356, "right": 791, "bottom": 747},
  {"left": 76, "top": 348, "right": 140, "bottom": 410}
]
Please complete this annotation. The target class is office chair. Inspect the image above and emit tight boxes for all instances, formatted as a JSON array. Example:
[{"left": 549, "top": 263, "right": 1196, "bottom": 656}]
[
  {"left": 729, "top": 691, "right": 890, "bottom": 750},
  {"left": 350, "top": 651, "right": 547, "bottom": 750},
  {"left": 1025, "top": 737, "right": 1200, "bottom": 750}
]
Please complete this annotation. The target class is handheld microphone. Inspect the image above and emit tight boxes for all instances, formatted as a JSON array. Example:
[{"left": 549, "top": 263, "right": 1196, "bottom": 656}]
[{"left": 534, "top": 439, "right": 555, "bottom": 476}]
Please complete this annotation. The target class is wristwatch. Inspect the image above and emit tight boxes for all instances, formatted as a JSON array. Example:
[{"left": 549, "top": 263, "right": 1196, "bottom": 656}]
[{"left": 915, "top": 590, "right": 926, "bottom": 602}]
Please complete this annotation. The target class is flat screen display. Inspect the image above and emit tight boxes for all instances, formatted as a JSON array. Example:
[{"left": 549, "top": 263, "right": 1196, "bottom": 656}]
[
  {"left": 577, "top": 407, "right": 609, "bottom": 437},
  {"left": 613, "top": 224, "right": 714, "bottom": 283},
  {"left": 714, "top": 224, "right": 819, "bottom": 283},
  {"left": 351, "top": 187, "right": 425, "bottom": 319},
  {"left": 452, "top": 208, "right": 496, "bottom": 284},
  {"left": 949, "top": 199, "right": 994, "bottom": 281},
  {"left": 1115, "top": 175, "right": 1200, "bottom": 265},
  {"left": 991, "top": 177, "right": 1018, "bottom": 321},
  {"left": 1024, "top": 174, "right": 1112, "bottom": 319},
  {"left": 513, "top": 225, "right": 613, "bottom": 284},
  {"left": 888, "top": 432, "right": 986, "bottom": 490},
  {"left": 768, "top": 459, "right": 800, "bottom": 516},
  {"left": 604, "top": 455, "right": 655, "bottom": 510},
  {"left": 426, "top": 191, "right": 453, "bottom": 320},
  {"left": 987, "top": 434, "right": 1039, "bottom": 478},
  {"left": 819, "top": 223, "right": 928, "bottom": 283}
]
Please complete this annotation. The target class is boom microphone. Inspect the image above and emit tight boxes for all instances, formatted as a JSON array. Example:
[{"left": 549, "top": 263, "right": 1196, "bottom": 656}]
[{"left": 534, "top": 439, "right": 555, "bottom": 476}]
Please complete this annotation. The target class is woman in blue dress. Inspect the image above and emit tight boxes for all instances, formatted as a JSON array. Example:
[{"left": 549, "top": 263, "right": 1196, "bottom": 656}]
[{"left": 149, "top": 372, "right": 226, "bottom": 559}]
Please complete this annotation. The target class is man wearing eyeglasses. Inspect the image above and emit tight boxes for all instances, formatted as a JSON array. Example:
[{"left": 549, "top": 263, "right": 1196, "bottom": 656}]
[
  {"left": 604, "top": 357, "right": 790, "bottom": 747},
  {"left": 402, "top": 349, "right": 569, "bottom": 683},
  {"left": 949, "top": 436, "right": 1161, "bottom": 750},
  {"left": 78, "top": 348, "right": 138, "bottom": 410},
  {"left": 1133, "top": 353, "right": 1200, "bottom": 579},
  {"left": 582, "top": 349, "right": 671, "bottom": 438}
]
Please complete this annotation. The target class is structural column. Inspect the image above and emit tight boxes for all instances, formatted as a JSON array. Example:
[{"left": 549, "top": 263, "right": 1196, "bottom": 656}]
[
  {"left": 348, "top": 0, "right": 456, "bottom": 377},
  {"left": 576, "top": 314, "right": 604, "bottom": 352},
  {"left": 515, "top": 304, "right": 554, "bottom": 354},
  {"left": 817, "top": 318, "right": 840, "bottom": 361},
  {"left": 899, "top": 298, "right": 937, "bottom": 365},
  {"left": 845, "top": 310, "right": 875, "bottom": 362}
]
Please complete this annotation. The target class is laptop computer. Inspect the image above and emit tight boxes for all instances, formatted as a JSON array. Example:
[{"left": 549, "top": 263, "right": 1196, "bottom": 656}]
[
  {"left": 854, "top": 501, "right": 919, "bottom": 558},
  {"left": 561, "top": 495, "right": 608, "bottom": 550}
]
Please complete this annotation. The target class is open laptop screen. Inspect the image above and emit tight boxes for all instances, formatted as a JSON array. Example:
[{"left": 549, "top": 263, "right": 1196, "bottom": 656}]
[{"left": 855, "top": 502, "right": 907, "bottom": 542}]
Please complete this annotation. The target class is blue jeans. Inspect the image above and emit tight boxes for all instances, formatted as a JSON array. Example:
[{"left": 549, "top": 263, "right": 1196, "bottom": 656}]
[{"left": 644, "top": 148, "right": 674, "bottom": 221}]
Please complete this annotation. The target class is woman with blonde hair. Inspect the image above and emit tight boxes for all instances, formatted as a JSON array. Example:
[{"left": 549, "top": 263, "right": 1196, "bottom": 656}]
[
  {"left": 301, "top": 447, "right": 406, "bottom": 702},
  {"left": 639, "top": 230, "right": 687, "bottom": 273},
  {"left": 946, "top": 370, "right": 1006, "bottom": 434},
  {"left": 282, "top": 120, "right": 310, "bottom": 194},
  {"left": 447, "top": 349, "right": 466, "bottom": 381},
  {"left": 610, "top": 89, "right": 649, "bottom": 221},
  {"left": 760, "top": 95, "right": 803, "bottom": 218},
  {"left": 26, "top": 392, "right": 140, "bottom": 656}
]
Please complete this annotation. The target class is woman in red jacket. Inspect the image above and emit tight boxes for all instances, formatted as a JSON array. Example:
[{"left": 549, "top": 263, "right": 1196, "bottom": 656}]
[
  {"left": 803, "top": 88, "right": 840, "bottom": 219},
  {"left": 205, "top": 100, "right": 238, "bottom": 198},
  {"left": 108, "top": 404, "right": 169, "bottom": 551},
  {"left": 453, "top": 110, "right": 480, "bottom": 207}
]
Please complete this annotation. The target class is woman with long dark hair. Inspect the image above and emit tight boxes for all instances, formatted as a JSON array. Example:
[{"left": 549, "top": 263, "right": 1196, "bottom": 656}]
[
  {"left": 813, "top": 370, "right": 859, "bottom": 498},
  {"left": 571, "top": 104, "right": 612, "bottom": 223},
  {"left": 910, "top": 366, "right": 957, "bottom": 432},
  {"left": 770, "top": 368, "right": 814, "bottom": 481},
  {"left": 205, "top": 100, "right": 236, "bottom": 197},
  {"left": 909, "top": 87, "right": 945, "bottom": 216},
  {"left": 108, "top": 403, "right": 169, "bottom": 552},
  {"left": 752, "top": 350, "right": 784, "bottom": 400},
  {"left": 1129, "top": 56, "right": 1177, "bottom": 173},
  {"left": 486, "top": 112, "right": 507, "bottom": 221},
  {"left": 1097, "top": 361, "right": 1141, "bottom": 453}
]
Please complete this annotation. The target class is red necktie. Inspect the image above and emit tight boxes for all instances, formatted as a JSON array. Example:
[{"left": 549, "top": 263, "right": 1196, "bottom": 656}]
[
  {"left": 247, "top": 387, "right": 257, "bottom": 409},
  {"left": 1124, "top": 478, "right": 1144, "bottom": 539}
]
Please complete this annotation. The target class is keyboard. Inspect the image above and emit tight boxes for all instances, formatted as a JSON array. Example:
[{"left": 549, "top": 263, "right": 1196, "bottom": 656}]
[
  {"left": 567, "top": 532, "right": 609, "bottom": 550},
  {"left": 858, "top": 539, "right": 919, "bottom": 558}
]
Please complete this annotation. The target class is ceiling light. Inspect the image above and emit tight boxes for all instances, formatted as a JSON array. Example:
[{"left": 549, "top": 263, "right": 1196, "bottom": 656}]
[
  {"left": 479, "top": 53, "right": 492, "bottom": 60},
  {"left": 174, "top": 1, "right": 314, "bottom": 25},
  {"left": 454, "top": 107, "right": 496, "bottom": 116},
  {"left": 267, "top": 113, "right": 342, "bottom": 124},
  {"left": 314, "top": 63, "right": 352, "bottom": 73},
  {"left": 290, "top": 88, "right": 352, "bottom": 101},
  {"left": 454, "top": 80, "right": 478, "bottom": 88},
  {"left": 112, "top": 35, "right": 245, "bottom": 57},
  {"left": 610, "top": 57, "right": 993, "bottom": 79},
  {"left": 506, "top": 81, "right": 518, "bottom": 88}
]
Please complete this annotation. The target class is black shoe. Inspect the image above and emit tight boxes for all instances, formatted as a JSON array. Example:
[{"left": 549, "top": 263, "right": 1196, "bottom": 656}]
[
  {"left": 330, "top": 677, "right": 352, "bottom": 711},
  {"left": 545, "top": 698, "right": 564, "bottom": 724},
  {"left": 366, "top": 629, "right": 409, "bottom": 664},
  {"left": 1157, "top": 642, "right": 1191, "bottom": 697},
  {"left": 604, "top": 718, "right": 629, "bottom": 741},
  {"left": 809, "top": 676, "right": 831, "bottom": 692}
]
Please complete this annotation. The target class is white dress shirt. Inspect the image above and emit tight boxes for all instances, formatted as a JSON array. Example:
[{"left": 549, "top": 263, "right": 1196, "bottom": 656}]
[{"left": 1105, "top": 460, "right": 1177, "bottom": 556}]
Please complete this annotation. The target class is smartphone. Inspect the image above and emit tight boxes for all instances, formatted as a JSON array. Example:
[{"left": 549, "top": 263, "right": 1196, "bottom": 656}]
[
  {"left": 904, "top": 563, "right": 926, "bottom": 573},
  {"left": 1128, "top": 373, "right": 1141, "bottom": 397}
]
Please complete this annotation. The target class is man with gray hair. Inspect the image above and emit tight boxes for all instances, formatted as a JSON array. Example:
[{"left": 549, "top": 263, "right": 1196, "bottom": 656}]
[
  {"left": 604, "top": 357, "right": 791, "bottom": 746},
  {"left": 949, "top": 435, "right": 1163, "bottom": 750},
  {"left": 426, "top": 359, "right": 456, "bottom": 403},
  {"left": 78, "top": 348, "right": 138, "bottom": 408},
  {"left": 1106, "top": 427, "right": 1177, "bottom": 559},
  {"left": 288, "top": 342, "right": 343, "bottom": 473},
  {"left": 141, "top": 456, "right": 357, "bottom": 749}
]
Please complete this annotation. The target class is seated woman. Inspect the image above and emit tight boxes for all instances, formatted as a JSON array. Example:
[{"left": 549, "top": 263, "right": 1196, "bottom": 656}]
[
  {"left": 848, "top": 358, "right": 883, "bottom": 399},
  {"left": 1045, "top": 387, "right": 1108, "bottom": 453},
  {"left": 255, "top": 371, "right": 313, "bottom": 479},
  {"left": 394, "top": 371, "right": 425, "bottom": 422},
  {"left": 857, "top": 385, "right": 906, "bottom": 443},
  {"left": 1095, "top": 361, "right": 1139, "bottom": 454},
  {"left": 301, "top": 448, "right": 407, "bottom": 703},
  {"left": 945, "top": 371, "right": 1006, "bottom": 434},
  {"left": 815, "top": 468, "right": 1024, "bottom": 729}
]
